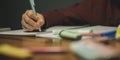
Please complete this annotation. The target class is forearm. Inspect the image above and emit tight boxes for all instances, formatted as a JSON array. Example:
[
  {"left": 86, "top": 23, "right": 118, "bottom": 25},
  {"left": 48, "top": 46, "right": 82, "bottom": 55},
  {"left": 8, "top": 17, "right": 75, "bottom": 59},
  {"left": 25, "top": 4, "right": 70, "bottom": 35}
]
[
  {"left": 41, "top": 0, "right": 92, "bottom": 28},
  {"left": 42, "top": 10, "right": 66, "bottom": 28}
]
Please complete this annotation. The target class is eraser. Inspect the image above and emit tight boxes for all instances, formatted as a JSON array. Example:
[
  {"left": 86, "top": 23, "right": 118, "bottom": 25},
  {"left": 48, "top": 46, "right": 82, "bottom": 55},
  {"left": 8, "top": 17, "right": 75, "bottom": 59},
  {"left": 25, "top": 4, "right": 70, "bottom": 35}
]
[{"left": 53, "top": 30, "right": 82, "bottom": 40}]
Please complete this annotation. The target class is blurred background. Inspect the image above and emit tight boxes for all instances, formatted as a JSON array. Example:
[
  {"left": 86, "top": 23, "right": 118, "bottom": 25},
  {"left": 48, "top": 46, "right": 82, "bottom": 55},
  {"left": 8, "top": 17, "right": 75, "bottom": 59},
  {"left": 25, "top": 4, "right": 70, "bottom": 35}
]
[{"left": 0, "top": 0, "right": 83, "bottom": 30}]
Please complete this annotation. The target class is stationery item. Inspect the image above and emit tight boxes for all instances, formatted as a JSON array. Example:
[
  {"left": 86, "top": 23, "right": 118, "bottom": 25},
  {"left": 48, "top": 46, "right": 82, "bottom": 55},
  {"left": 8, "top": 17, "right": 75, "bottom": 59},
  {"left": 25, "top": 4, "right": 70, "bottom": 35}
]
[
  {"left": 36, "top": 25, "right": 90, "bottom": 39},
  {"left": 81, "top": 30, "right": 116, "bottom": 39},
  {"left": 29, "top": 0, "right": 41, "bottom": 31},
  {"left": 0, "top": 30, "right": 38, "bottom": 36},
  {"left": 45, "top": 25, "right": 90, "bottom": 32},
  {"left": 100, "top": 30, "right": 116, "bottom": 39},
  {"left": 0, "top": 26, "right": 84, "bottom": 36},
  {"left": 0, "top": 27, "right": 11, "bottom": 32},
  {"left": 80, "top": 32, "right": 101, "bottom": 36},
  {"left": 53, "top": 29, "right": 82, "bottom": 40},
  {"left": 26, "top": 46, "right": 66, "bottom": 53},
  {"left": 0, "top": 44, "right": 32, "bottom": 58},
  {"left": 36, "top": 25, "right": 117, "bottom": 39},
  {"left": 115, "top": 25, "right": 120, "bottom": 39},
  {"left": 0, "top": 25, "right": 117, "bottom": 39},
  {"left": 29, "top": 0, "right": 37, "bottom": 15}
]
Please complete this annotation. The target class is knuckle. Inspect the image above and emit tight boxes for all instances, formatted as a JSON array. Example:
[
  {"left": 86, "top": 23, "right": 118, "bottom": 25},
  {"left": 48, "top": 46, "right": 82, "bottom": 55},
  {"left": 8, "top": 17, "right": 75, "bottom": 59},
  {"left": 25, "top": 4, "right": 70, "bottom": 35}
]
[
  {"left": 24, "top": 17, "right": 30, "bottom": 23},
  {"left": 23, "top": 14, "right": 31, "bottom": 22},
  {"left": 26, "top": 10, "right": 32, "bottom": 16}
]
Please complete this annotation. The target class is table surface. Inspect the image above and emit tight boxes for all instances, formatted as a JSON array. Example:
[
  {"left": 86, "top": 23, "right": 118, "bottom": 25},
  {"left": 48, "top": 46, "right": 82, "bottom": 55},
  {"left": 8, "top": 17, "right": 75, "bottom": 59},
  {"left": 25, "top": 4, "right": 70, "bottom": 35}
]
[{"left": 0, "top": 35, "right": 81, "bottom": 60}]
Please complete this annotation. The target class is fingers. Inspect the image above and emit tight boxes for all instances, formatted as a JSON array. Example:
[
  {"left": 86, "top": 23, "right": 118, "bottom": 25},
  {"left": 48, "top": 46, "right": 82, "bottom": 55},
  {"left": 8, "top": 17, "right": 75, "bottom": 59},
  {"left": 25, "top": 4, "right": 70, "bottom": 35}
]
[
  {"left": 21, "top": 10, "right": 45, "bottom": 31},
  {"left": 21, "top": 16, "right": 34, "bottom": 31},
  {"left": 23, "top": 13, "right": 36, "bottom": 28},
  {"left": 34, "top": 14, "right": 45, "bottom": 29},
  {"left": 26, "top": 10, "right": 37, "bottom": 21},
  {"left": 21, "top": 19, "right": 34, "bottom": 31}
]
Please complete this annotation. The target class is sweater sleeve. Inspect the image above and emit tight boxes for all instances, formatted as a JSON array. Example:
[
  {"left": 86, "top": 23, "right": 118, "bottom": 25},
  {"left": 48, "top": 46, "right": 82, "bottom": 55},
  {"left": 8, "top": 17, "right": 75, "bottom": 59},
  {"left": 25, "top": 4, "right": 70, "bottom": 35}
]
[{"left": 41, "top": 0, "right": 93, "bottom": 28}]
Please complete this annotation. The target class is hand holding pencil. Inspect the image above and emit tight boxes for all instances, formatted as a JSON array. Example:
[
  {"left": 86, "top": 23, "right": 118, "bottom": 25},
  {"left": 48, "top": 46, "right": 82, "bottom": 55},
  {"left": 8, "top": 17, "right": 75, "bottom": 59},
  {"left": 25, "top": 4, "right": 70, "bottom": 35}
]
[{"left": 21, "top": 0, "right": 45, "bottom": 31}]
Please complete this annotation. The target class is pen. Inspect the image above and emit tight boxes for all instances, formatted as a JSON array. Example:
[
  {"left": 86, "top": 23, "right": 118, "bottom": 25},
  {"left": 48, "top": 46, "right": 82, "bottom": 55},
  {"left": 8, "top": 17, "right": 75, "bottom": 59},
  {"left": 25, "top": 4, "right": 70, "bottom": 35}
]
[
  {"left": 100, "top": 30, "right": 116, "bottom": 38},
  {"left": 29, "top": 0, "right": 37, "bottom": 15},
  {"left": 29, "top": 0, "right": 41, "bottom": 31},
  {"left": 81, "top": 30, "right": 116, "bottom": 39}
]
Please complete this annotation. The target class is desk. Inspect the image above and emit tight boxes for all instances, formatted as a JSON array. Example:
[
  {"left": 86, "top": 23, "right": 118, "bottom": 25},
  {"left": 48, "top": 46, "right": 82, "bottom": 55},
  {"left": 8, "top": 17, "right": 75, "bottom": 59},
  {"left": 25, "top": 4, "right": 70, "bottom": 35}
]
[{"left": 0, "top": 35, "right": 80, "bottom": 60}]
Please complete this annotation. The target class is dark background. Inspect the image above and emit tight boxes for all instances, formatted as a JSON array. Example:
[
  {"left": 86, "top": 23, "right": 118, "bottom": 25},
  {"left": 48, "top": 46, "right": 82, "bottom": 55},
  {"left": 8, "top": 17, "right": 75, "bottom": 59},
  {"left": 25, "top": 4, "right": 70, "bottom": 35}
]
[{"left": 0, "top": 0, "right": 83, "bottom": 30}]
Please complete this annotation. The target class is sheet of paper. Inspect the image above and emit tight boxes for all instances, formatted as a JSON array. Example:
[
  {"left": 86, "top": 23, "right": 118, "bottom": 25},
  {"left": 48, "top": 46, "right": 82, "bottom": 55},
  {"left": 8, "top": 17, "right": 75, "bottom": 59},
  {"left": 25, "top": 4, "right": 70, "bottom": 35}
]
[
  {"left": 45, "top": 25, "right": 89, "bottom": 32},
  {"left": 36, "top": 25, "right": 90, "bottom": 39},
  {"left": 36, "top": 25, "right": 117, "bottom": 39},
  {"left": 0, "top": 26, "right": 86, "bottom": 36},
  {"left": 0, "top": 29, "right": 38, "bottom": 36},
  {"left": 36, "top": 32, "right": 61, "bottom": 39},
  {"left": 0, "top": 25, "right": 117, "bottom": 38},
  {"left": 0, "top": 26, "right": 85, "bottom": 36},
  {"left": 70, "top": 25, "right": 117, "bottom": 33},
  {"left": 0, "top": 28, "right": 11, "bottom": 32}
]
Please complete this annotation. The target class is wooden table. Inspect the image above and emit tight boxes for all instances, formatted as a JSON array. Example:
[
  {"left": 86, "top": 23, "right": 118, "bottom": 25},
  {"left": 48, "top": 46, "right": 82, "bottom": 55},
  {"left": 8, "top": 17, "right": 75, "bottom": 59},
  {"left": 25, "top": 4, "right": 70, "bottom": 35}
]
[{"left": 0, "top": 35, "right": 81, "bottom": 60}]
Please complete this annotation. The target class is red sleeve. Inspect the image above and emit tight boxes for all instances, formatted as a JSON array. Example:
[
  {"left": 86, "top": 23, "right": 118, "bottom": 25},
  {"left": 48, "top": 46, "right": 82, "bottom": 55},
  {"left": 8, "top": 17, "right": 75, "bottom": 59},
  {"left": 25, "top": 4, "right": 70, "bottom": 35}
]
[{"left": 41, "top": 0, "right": 107, "bottom": 28}]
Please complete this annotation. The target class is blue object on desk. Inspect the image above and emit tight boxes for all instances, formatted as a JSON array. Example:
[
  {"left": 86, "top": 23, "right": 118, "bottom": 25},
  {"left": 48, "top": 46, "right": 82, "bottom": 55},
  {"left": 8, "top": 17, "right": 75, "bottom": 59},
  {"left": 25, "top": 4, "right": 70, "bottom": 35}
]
[{"left": 100, "top": 30, "right": 116, "bottom": 39}]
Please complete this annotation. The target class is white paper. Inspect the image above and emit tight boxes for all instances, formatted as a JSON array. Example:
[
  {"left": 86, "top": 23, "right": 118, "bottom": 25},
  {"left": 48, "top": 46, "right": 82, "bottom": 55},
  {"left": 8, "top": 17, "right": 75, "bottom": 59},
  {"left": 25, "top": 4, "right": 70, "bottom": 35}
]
[
  {"left": 45, "top": 25, "right": 88, "bottom": 32},
  {"left": 36, "top": 32, "right": 61, "bottom": 39},
  {"left": 0, "top": 25, "right": 117, "bottom": 38},
  {"left": 36, "top": 25, "right": 117, "bottom": 39},
  {"left": 0, "top": 29, "right": 38, "bottom": 36}
]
